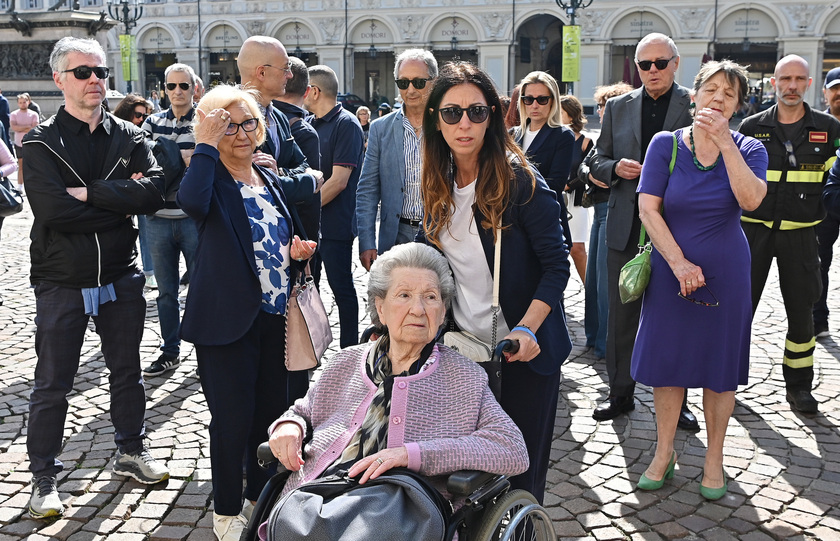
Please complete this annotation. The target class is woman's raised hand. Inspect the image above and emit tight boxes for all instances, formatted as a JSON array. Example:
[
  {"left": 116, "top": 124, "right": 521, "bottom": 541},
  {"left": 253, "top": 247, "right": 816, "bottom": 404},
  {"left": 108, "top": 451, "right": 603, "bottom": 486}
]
[
  {"left": 290, "top": 235, "right": 318, "bottom": 261},
  {"left": 694, "top": 107, "right": 729, "bottom": 148},
  {"left": 194, "top": 108, "right": 231, "bottom": 148},
  {"left": 348, "top": 446, "right": 409, "bottom": 484},
  {"left": 268, "top": 422, "right": 305, "bottom": 471}
]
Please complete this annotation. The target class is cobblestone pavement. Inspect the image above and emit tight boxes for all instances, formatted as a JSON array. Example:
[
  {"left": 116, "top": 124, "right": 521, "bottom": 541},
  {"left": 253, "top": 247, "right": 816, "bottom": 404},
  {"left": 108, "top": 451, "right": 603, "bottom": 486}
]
[{"left": 2, "top": 192, "right": 840, "bottom": 541}]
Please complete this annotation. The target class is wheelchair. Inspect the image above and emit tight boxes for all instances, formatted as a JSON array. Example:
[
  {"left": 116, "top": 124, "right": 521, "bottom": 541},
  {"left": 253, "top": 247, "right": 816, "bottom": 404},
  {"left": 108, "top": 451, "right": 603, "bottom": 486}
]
[{"left": 243, "top": 339, "right": 556, "bottom": 541}]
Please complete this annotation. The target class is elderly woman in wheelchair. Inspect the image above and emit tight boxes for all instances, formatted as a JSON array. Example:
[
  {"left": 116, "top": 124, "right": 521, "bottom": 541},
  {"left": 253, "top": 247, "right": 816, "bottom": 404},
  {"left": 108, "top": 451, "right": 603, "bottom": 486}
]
[{"left": 249, "top": 243, "right": 554, "bottom": 540}]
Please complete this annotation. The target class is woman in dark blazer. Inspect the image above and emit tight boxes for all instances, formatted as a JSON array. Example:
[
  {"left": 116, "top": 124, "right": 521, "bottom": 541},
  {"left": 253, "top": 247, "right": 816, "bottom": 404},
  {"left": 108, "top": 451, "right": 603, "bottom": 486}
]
[
  {"left": 420, "top": 62, "right": 572, "bottom": 504},
  {"left": 176, "top": 85, "right": 316, "bottom": 541},
  {"left": 513, "top": 71, "right": 575, "bottom": 250}
]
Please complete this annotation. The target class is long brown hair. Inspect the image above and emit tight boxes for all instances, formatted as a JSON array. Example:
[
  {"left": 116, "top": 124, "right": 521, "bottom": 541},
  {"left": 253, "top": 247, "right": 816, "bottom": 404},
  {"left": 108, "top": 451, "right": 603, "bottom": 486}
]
[{"left": 422, "top": 62, "right": 535, "bottom": 247}]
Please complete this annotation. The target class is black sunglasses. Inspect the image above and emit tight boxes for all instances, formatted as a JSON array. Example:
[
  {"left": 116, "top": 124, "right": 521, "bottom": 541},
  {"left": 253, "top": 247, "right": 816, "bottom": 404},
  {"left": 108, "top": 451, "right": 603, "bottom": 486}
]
[
  {"left": 784, "top": 140, "right": 798, "bottom": 169},
  {"left": 133, "top": 111, "right": 149, "bottom": 120},
  {"left": 62, "top": 66, "right": 110, "bottom": 80},
  {"left": 166, "top": 82, "right": 191, "bottom": 91},
  {"left": 396, "top": 78, "right": 431, "bottom": 90},
  {"left": 438, "top": 105, "right": 491, "bottom": 125},
  {"left": 678, "top": 284, "right": 719, "bottom": 307},
  {"left": 521, "top": 95, "right": 552, "bottom": 106},
  {"left": 636, "top": 56, "right": 676, "bottom": 71},
  {"left": 225, "top": 118, "right": 259, "bottom": 136}
]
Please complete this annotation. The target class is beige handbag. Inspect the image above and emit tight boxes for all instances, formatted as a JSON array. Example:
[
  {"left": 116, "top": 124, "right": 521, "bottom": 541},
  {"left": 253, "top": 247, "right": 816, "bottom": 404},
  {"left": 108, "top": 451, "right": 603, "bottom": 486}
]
[{"left": 285, "top": 263, "right": 333, "bottom": 371}]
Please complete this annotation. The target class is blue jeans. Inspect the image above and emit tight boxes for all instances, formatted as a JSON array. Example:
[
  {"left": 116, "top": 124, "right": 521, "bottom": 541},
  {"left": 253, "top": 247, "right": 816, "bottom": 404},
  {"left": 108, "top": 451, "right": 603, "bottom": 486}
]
[
  {"left": 28, "top": 271, "right": 147, "bottom": 477},
  {"left": 584, "top": 202, "right": 608, "bottom": 358},
  {"left": 137, "top": 215, "right": 154, "bottom": 276},
  {"left": 145, "top": 215, "right": 198, "bottom": 357},
  {"left": 319, "top": 238, "right": 359, "bottom": 348}
]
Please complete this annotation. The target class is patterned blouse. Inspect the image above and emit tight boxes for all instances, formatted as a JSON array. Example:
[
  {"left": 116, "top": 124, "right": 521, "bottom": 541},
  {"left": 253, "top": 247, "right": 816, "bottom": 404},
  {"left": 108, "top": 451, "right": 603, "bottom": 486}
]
[{"left": 237, "top": 182, "right": 292, "bottom": 315}]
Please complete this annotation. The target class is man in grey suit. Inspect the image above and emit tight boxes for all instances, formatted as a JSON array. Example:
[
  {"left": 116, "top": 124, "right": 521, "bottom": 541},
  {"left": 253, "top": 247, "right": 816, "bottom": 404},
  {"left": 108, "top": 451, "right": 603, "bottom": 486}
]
[
  {"left": 590, "top": 33, "right": 697, "bottom": 426},
  {"left": 355, "top": 49, "right": 438, "bottom": 271}
]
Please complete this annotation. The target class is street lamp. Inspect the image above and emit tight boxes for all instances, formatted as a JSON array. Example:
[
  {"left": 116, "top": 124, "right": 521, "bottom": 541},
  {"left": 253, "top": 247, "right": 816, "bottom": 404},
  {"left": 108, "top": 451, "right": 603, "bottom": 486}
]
[
  {"left": 554, "top": 0, "right": 593, "bottom": 26},
  {"left": 554, "top": 0, "right": 592, "bottom": 94},
  {"left": 107, "top": 0, "right": 143, "bottom": 93}
]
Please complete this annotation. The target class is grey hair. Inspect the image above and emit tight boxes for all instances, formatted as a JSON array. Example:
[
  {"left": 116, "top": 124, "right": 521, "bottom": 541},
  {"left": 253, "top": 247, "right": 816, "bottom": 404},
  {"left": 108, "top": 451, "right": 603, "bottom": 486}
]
[
  {"left": 50, "top": 37, "right": 105, "bottom": 73},
  {"left": 692, "top": 59, "right": 750, "bottom": 110},
  {"left": 366, "top": 243, "right": 455, "bottom": 328},
  {"left": 635, "top": 32, "right": 679, "bottom": 61},
  {"left": 394, "top": 48, "right": 439, "bottom": 81},
  {"left": 164, "top": 63, "right": 197, "bottom": 86}
]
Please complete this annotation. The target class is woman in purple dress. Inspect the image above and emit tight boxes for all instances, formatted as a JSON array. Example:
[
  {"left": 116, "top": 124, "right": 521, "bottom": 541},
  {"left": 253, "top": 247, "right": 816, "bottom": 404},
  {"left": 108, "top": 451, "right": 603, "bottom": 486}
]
[{"left": 631, "top": 61, "right": 767, "bottom": 500}]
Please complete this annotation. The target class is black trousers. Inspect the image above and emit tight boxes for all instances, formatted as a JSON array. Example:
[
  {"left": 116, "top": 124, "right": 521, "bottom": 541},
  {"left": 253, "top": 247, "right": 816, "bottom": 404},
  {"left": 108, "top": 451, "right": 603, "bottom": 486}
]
[
  {"left": 743, "top": 223, "right": 821, "bottom": 390},
  {"left": 196, "top": 311, "right": 310, "bottom": 515},
  {"left": 605, "top": 231, "right": 643, "bottom": 398},
  {"left": 814, "top": 216, "right": 839, "bottom": 327}
]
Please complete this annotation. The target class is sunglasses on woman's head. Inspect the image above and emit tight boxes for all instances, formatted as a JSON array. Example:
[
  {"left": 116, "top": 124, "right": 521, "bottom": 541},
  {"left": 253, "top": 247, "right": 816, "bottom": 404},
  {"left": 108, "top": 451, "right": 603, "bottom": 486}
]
[
  {"left": 395, "top": 78, "right": 430, "bottom": 90},
  {"left": 62, "top": 66, "right": 110, "bottom": 80},
  {"left": 438, "top": 105, "right": 491, "bottom": 125},
  {"left": 133, "top": 111, "right": 149, "bottom": 120},
  {"left": 636, "top": 57, "right": 676, "bottom": 71},
  {"left": 166, "top": 82, "right": 191, "bottom": 91},
  {"left": 521, "top": 95, "right": 551, "bottom": 106}
]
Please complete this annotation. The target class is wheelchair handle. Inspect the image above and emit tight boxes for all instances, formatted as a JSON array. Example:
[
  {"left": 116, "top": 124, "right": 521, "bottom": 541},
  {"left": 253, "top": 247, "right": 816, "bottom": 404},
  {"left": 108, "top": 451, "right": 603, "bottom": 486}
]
[
  {"left": 491, "top": 339, "right": 519, "bottom": 362},
  {"left": 257, "top": 442, "right": 276, "bottom": 468}
]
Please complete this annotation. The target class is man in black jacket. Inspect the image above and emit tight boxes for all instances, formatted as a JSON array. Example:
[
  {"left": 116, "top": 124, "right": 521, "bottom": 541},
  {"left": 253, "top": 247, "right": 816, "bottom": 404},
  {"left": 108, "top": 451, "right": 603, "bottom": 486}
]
[{"left": 22, "top": 37, "right": 169, "bottom": 519}]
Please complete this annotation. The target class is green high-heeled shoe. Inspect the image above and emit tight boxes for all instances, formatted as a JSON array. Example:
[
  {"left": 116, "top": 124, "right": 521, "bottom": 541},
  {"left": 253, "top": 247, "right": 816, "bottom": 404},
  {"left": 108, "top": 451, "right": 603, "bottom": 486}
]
[
  {"left": 637, "top": 451, "right": 676, "bottom": 491},
  {"left": 699, "top": 469, "right": 728, "bottom": 500}
]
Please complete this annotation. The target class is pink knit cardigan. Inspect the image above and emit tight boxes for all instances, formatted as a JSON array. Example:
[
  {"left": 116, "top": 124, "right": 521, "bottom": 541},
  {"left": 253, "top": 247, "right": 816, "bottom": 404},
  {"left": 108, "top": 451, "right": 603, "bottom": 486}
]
[{"left": 270, "top": 343, "right": 529, "bottom": 495}]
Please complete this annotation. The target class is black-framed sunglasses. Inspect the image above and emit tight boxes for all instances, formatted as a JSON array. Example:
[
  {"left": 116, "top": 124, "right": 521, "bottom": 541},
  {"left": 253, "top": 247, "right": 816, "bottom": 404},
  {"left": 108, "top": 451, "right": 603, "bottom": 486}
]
[
  {"left": 166, "top": 82, "right": 191, "bottom": 91},
  {"left": 224, "top": 118, "right": 259, "bottom": 136},
  {"left": 678, "top": 284, "right": 719, "bottom": 307},
  {"left": 784, "top": 140, "right": 799, "bottom": 169},
  {"left": 62, "top": 66, "right": 110, "bottom": 80},
  {"left": 133, "top": 111, "right": 149, "bottom": 120},
  {"left": 521, "top": 95, "right": 552, "bottom": 106},
  {"left": 636, "top": 56, "right": 676, "bottom": 71},
  {"left": 438, "top": 105, "right": 491, "bottom": 125},
  {"left": 396, "top": 78, "right": 431, "bottom": 90},
  {"left": 596, "top": 102, "right": 606, "bottom": 111}
]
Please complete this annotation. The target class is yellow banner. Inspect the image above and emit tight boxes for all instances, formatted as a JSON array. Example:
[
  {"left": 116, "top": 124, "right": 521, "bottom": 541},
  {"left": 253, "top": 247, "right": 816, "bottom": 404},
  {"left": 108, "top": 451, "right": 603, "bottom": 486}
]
[
  {"left": 119, "top": 34, "right": 138, "bottom": 83},
  {"left": 562, "top": 25, "right": 580, "bottom": 83}
]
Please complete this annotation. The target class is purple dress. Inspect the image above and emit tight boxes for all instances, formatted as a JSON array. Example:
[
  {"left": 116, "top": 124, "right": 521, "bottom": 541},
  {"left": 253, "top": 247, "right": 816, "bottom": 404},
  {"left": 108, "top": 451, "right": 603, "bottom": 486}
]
[{"left": 630, "top": 128, "right": 768, "bottom": 393}]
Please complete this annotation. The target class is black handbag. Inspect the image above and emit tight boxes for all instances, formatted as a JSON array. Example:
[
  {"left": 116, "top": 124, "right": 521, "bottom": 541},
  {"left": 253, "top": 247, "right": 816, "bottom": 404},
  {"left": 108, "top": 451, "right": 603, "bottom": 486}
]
[{"left": 0, "top": 177, "right": 23, "bottom": 217}]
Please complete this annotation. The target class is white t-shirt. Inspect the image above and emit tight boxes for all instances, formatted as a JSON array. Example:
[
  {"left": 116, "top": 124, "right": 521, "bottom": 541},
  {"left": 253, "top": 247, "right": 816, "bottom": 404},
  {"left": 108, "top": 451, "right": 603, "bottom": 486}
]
[
  {"left": 521, "top": 127, "right": 540, "bottom": 152},
  {"left": 438, "top": 180, "right": 510, "bottom": 344}
]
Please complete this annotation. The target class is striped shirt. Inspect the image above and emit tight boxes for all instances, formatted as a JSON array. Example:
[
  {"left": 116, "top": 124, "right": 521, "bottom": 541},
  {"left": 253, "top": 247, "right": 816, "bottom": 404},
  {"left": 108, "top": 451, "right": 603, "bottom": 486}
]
[
  {"left": 400, "top": 109, "right": 423, "bottom": 221},
  {"left": 142, "top": 107, "right": 196, "bottom": 218}
]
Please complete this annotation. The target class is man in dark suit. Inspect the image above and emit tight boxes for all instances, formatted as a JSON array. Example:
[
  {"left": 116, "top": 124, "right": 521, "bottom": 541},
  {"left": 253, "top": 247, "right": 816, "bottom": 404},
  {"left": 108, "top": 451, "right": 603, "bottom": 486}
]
[{"left": 589, "top": 33, "right": 697, "bottom": 426}]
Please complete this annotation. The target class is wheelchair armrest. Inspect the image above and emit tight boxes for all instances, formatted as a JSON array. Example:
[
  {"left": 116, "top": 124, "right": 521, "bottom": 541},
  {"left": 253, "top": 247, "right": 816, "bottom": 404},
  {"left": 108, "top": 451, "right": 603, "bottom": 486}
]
[{"left": 446, "top": 470, "right": 498, "bottom": 496}]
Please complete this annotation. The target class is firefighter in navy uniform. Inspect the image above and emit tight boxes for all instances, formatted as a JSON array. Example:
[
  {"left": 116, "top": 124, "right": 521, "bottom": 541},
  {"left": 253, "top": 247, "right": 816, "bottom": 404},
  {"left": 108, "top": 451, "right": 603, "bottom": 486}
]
[{"left": 737, "top": 55, "right": 840, "bottom": 415}]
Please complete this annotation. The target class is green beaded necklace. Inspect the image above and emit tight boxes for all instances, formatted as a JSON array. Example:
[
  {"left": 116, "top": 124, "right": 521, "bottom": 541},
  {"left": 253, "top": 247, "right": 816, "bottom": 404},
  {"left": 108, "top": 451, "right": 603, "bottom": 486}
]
[{"left": 689, "top": 127, "right": 721, "bottom": 171}]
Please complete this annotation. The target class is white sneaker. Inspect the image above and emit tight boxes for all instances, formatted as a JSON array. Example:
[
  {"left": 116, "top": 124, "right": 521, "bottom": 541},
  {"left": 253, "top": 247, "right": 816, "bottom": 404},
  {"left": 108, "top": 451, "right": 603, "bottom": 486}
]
[
  {"left": 29, "top": 476, "right": 63, "bottom": 518},
  {"left": 113, "top": 448, "right": 170, "bottom": 484},
  {"left": 213, "top": 512, "right": 247, "bottom": 541}
]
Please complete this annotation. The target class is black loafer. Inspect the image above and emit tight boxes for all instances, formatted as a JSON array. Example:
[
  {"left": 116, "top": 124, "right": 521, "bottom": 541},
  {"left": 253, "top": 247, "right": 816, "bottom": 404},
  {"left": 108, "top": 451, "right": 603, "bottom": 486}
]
[
  {"left": 593, "top": 395, "right": 635, "bottom": 421},
  {"left": 786, "top": 389, "right": 818, "bottom": 414},
  {"left": 677, "top": 405, "right": 700, "bottom": 431}
]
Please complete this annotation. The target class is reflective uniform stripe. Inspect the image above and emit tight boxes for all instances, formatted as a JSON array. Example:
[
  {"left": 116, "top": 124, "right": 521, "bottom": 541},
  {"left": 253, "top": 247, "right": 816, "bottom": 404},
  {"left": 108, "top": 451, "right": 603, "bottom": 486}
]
[
  {"left": 783, "top": 337, "right": 815, "bottom": 369},
  {"left": 765, "top": 170, "right": 825, "bottom": 183},
  {"left": 740, "top": 216, "right": 822, "bottom": 229}
]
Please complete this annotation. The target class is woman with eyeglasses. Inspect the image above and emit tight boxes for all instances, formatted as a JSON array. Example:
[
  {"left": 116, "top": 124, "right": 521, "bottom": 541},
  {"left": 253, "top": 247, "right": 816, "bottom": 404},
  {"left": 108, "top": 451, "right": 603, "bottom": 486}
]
[
  {"left": 113, "top": 94, "right": 157, "bottom": 287},
  {"left": 176, "top": 85, "right": 317, "bottom": 541},
  {"left": 419, "top": 62, "right": 572, "bottom": 504},
  {"left": 632, "top": 61, "right": 767, "bottom": 500}
]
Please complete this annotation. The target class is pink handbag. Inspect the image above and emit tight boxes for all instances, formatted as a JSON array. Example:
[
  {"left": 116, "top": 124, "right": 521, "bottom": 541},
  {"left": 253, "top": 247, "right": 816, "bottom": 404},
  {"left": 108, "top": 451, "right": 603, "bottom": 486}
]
[{"left": 285, "top": 264, "right": 333, "bottom": 371}]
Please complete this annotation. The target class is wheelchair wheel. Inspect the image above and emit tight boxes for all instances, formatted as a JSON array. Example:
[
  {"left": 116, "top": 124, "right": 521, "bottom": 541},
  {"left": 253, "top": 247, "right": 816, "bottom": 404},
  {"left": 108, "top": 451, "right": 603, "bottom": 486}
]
[{"left": 472, "top": 489, "right": 555, "bottom": 541}]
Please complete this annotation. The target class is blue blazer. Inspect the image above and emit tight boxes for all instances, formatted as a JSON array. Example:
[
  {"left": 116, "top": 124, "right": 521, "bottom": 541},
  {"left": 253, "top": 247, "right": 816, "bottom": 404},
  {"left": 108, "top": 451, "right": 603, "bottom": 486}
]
[
  {"left": 177, "top": 143, "right": 302, "bottom": 346},
  {"left": 419, "top": 165, "right": 573, "bottom": 375},
  {"left": 356, "top": 111, "right": 410, "bottom": 254},
  {"left": 514, "top": 122, "right": 575, "bottom": 250}
]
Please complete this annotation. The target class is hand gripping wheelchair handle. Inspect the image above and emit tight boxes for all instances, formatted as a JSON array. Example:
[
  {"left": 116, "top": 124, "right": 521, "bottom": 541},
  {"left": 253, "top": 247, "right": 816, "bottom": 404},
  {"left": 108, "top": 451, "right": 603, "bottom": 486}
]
[{"left": 258, "top": 442, "right": 290, "bottom": 471}]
